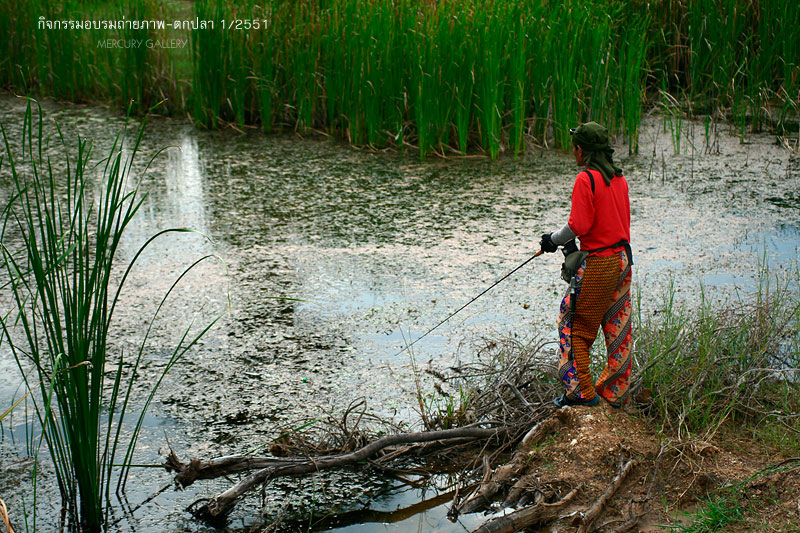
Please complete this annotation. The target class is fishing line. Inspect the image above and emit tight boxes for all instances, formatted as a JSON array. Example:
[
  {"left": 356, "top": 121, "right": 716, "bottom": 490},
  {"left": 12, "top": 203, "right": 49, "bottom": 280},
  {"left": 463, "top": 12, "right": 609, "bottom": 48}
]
[{"left": 391, "top": 250, "right": 544, "bottom": 358}]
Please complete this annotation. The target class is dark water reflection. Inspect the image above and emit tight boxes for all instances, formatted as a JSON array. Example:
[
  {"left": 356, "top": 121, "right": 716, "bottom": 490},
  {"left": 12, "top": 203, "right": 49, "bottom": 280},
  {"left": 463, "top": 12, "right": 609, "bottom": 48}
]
[{"left": 1, "top": 94, "right": 799, "bottom": 531}]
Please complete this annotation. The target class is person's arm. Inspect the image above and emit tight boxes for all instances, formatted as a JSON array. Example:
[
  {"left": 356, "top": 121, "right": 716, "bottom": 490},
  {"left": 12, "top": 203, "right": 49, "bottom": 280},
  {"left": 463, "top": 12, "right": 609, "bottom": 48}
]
[
  {"left": 544, "top": 172, "right": 591, "bottom": 250},
  {"left": 550, "top": 222, "right": 576, "bottom": 246}
]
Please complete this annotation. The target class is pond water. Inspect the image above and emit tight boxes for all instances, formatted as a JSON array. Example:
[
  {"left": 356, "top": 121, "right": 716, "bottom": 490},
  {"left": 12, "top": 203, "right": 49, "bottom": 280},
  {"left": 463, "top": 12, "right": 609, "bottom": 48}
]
[{"left": 0, "top": 93, "right": 798, "bottom": 531}]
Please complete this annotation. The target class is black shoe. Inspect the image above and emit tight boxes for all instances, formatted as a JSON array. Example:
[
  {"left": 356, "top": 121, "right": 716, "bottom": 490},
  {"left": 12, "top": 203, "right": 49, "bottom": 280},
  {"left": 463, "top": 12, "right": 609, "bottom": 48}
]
[
  {"left": 604, "top": 398, "right": 622, "bottom": 408},
  {"left": 553, "top": 393, "right": 599, "bottom": 409}
]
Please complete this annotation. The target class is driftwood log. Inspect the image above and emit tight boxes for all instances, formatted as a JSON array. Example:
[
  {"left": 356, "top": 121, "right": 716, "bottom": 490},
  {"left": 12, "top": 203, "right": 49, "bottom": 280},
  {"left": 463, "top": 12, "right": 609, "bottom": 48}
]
[
  {"left": 165, "top": 425, "right": 505, "bottom": 521},
  {"left": 453, "top": 408, "right": 575, "bottom": 516},
  {"left": 578, "top": 457, "right": 637, "bottom": 533},
  {"left": 472, "top": 485, "right": 581, "bottom": 533}
]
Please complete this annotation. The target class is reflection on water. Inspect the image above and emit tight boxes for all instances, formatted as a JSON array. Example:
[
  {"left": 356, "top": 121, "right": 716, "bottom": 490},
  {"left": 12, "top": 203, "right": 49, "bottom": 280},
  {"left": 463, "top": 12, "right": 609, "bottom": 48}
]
[
  {"left": 120, "top": 131, "right": 212, "bottom": 266},
  {"left": 168, "top": 135, "right": 207, "bottom": 234},
  {"left": 1, "top": 94, "right": 799, "bottom": 531},
  {"left": 702, "top": 224, "right": 800, "bottom": 287}
]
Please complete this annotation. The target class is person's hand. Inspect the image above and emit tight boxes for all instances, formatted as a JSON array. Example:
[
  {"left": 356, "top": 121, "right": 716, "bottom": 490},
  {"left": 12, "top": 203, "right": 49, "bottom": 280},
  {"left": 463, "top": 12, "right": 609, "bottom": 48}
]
[{"left": 540, "top": 233, "right": 558, "bottom": 253}]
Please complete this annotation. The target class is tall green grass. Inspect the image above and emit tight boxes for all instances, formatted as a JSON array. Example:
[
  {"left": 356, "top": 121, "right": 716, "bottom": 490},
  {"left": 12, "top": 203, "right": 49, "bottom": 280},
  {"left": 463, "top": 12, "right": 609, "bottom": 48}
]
[
  {"left": 0, "top": 100, "right": 219, "bottom": 531},
  {"left": 633, "top": 268, "right": 800, "bottom": 446},
  {"left": 619, "top": 19, "right": 650, "bottom": 154},
  {"left": 0, "top": 0, "right": 185, "bottom": 114},
  {"left": 191, "top": 0, "right": 227, "bottom": 128},
  {"left": 3, "top": 0, "right": 799, "bottom": 156},
  {"left": 649, "top": 0, "right": 800, "bottom": 132}
]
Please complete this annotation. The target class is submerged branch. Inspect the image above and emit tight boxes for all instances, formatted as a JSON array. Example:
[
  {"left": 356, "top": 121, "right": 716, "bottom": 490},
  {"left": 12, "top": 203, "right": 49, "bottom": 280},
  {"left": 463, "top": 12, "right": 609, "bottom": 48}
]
[{"left": 169, "top": 426, "right": 505, "bottom": 520}]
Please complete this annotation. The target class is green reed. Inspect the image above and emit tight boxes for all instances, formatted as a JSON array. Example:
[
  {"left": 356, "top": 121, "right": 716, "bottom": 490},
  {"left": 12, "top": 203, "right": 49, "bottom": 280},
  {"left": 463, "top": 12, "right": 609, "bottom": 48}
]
[
  {"left": 191, "top": 0, "right": 226, "bottom": 128},
  {"left": 4, "top": 0, "right": 799, "bottom": 157},
  {"left": 0, "top": 0, "right": 181, "bottom": 115},
  {"left": 508, "top": 14, "right": 527, "bottom": 159},
  {"left": 619, "top": 18, "right": 650, "bottom": 154},
  {"left": 412, "top": 12, "right": 435, "bottom": 157},
  {"left": 358, "top": 4, "right": 386, "bottom": 146},
  {"left": 428, "top": 6, "right": 461, "bottom": 155},
  {"left": 661, "top": 83, "right": 683, "bottom": 154},
  {"left": 0, "top": 100, "right": 219, "bottom": 531},
  {"left": 452, "top": 24, "right": 476, "bottom": 155},
  {"left": 653, "top": 0, "right": 800, "bottom": 133},
  {"left": 525, "top": 8, "right": 550, "bottom": 144},
  {"left": 548, "top": 2, "right": 581, "bottom": 149},
  {"left": 290, "top": 3, "right": 321, "bottom": 134},
  {"left": 475, "top": 5, "right": 506, "bottom": 159},
  {"left": 184, "top": 0, "right": 641, "bottom": 156}
]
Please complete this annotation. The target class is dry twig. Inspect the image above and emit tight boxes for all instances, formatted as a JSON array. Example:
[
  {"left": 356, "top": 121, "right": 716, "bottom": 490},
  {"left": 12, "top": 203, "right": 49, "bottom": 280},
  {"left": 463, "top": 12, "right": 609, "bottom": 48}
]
[
  {"left": 577, "top": 457, "right": 637, "bottom": 533},
  {"left": 0, "top": 499, "right": 14, "bottom": 533}
]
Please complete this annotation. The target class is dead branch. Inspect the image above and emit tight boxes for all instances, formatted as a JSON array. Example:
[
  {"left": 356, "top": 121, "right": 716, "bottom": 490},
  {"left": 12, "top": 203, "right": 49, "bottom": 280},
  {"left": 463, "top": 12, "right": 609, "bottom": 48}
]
[
  {"left": 176, "top": 426, "right": 504, "bottom": 521},
  {"left": 168, "top": 337, "right": 563, "bottom": 527},
  {"left": 577, "top": 457, "right": 637, "bottom": 533},
  {"left": 608, "top": 513, "right": 645, "bottom": 533},
  {"left": 0, "top": 499, "right": 14, "bottom": 533},
  {"left": 454, "top": 409, "right": 574, "bottom": 515},
  {"left": 371, "top": 436, "right": 482, "bottom": 466},
  {"left": 503, "top": 474, "right": 536, "bottom": 507},
  {"left": 521, "top": 409, "right": 573, "bottom": 447},
  {"left": 472, "top": 485, "right": 581, "bottom": 533}
]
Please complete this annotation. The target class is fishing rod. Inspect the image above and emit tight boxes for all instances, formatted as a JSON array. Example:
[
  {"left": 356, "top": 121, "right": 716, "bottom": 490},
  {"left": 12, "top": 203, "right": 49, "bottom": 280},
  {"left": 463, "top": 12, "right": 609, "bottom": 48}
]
[{"left": 391, "top": 249, "right": 545, "bottom": 358}]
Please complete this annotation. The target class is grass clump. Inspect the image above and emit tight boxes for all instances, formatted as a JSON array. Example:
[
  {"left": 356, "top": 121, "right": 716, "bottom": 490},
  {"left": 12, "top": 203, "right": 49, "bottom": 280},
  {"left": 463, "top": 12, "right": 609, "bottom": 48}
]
[
  {"left": 673, "top": 486, "right": 747, "bottom": 532},
  {"left": 632, "top": 267, "right": 800, "bottom": 451},
  {"left": 0, "top": 100, "right": 219, "bottom": 531},
  {"left": 672, "top": 458, "right": 800, "bottom": 533}
]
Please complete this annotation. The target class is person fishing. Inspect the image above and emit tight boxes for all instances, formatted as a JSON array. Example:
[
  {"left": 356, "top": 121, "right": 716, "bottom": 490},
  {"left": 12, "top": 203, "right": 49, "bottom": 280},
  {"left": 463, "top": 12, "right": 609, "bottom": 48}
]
[{"left": 539, "top": 122, "right": 633, "bottom": 408}]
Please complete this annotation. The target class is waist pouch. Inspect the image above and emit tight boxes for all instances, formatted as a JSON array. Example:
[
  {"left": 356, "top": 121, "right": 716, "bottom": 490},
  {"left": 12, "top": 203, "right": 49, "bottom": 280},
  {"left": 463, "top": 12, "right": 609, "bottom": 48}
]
[
  {"left": 560, "top": 240, "right": 633, "bottom": 284},
  {"left": 561, "top": 250, "right": 590, "bottom": 283}
]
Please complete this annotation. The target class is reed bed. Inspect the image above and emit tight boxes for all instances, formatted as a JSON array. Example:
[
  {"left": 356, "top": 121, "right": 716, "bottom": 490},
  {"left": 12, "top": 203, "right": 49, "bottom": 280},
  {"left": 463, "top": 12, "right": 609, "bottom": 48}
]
[
  {"left": 0, "top": 101, "right": 219, "bottom": 531},
  {"left": 2, "top": 1, "right": 798, "bottom": 152},
  {"left": 209, "top": 0, "right": 652, "bottom": 157},
  {"left": 0, "top": 0, "right": 188, "bottom": 115}
]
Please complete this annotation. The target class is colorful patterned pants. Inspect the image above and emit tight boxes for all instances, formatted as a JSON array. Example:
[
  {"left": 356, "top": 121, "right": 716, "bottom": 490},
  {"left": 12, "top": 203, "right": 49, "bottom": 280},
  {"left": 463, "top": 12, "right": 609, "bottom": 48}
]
[{"left": 557, "top": 250, "right": 633, "bottom": 404}]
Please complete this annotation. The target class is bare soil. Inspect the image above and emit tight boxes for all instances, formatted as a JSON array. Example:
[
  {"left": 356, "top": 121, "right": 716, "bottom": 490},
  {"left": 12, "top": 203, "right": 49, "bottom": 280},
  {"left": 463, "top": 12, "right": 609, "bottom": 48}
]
[{"left": 487, "top": 403, "right": 800, "bottom": 532}]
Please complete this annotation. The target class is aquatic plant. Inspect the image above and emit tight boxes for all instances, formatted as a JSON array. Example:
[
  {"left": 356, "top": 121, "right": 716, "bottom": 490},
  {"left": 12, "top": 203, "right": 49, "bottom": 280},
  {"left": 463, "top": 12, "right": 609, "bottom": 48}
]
[
  {"left": 0, "top": 100, "right": 219, "bottom": 531},
  {"left": 2, "top": 0, "right": 799, "bottom": 156},
  {"left": 0, "top": 0, "right": 180, "bottom": 114},
  {"left": 661, "top": 87, "right": 683, "bottom": 154},
  {"left": 618, "top": 18, "right": 650, "bottom": 154},
  {"left": 191, "top": 0, "right": 227, "bottom": 128}
]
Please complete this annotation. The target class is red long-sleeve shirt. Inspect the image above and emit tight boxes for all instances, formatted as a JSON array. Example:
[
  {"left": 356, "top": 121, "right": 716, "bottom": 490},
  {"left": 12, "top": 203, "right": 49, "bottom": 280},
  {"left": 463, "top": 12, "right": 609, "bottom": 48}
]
[{"left": 567, "top": 169, "right": 630, "bottom": 256}]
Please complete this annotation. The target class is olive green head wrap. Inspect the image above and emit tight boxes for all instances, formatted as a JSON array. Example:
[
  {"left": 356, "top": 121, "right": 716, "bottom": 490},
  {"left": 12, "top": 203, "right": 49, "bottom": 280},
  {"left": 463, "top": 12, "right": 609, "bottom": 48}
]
[{"left": 570, "top": 122, "right": 622, "bottom": 186}]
